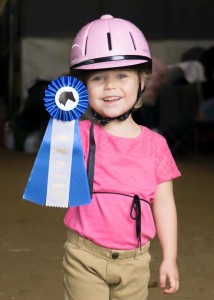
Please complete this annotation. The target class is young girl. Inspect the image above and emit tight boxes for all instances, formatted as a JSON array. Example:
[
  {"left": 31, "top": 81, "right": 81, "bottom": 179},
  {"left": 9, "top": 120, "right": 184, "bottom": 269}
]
[{"left": 63, "top": 15, "right": 180, "bottom": 300}]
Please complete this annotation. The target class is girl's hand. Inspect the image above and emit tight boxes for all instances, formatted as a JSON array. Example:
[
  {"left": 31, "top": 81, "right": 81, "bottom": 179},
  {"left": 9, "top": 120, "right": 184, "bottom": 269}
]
[{"left": 159, "top": 259, "right": 179, "bottom": 294}]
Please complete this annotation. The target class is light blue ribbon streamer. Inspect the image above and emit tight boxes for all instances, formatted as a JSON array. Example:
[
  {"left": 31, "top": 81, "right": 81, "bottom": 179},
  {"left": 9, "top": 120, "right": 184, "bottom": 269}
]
[{"left": 23, "top": 118, "right": 52, "bottom": 205}]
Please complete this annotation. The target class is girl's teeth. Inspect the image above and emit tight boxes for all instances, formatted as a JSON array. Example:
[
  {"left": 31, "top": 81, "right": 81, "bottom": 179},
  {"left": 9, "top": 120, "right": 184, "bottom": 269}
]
[{"left": 104, "top": 97, "right": 119, "bottom": 101}]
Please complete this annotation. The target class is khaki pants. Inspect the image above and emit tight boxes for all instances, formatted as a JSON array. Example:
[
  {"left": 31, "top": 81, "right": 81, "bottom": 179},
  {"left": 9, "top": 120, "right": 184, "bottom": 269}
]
[{"left": 63, "top": 230, "right": 151, "bottom": 300}]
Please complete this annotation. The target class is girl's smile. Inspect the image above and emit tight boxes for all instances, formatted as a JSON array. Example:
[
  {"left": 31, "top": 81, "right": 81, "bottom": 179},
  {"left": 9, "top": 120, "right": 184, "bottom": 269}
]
[{"left": 102, "top": 96, "right": 121, "bottom": 102}]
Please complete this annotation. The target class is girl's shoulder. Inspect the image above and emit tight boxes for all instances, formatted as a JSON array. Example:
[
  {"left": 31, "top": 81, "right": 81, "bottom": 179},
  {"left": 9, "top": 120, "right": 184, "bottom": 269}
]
[
  {"left": 142, "top": 126, "right": 167, "bottom": 145},
  {"left": 141, "top": 126, "right": 173, "bottom": 158},
  {"left": 78, "top": 120, "right": 92, "bottom": 134},
  {"left": 78, "top": 120, "right": 92, "bottom": 148},
  {"left": 79, "top": 119, "right": 91, "bottom": 128}
]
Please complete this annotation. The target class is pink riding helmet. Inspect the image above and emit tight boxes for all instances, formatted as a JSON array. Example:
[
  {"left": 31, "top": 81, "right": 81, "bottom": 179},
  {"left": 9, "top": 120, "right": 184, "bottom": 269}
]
[{"left": 70, "top": 15, "right": 152, "bottom": 70}]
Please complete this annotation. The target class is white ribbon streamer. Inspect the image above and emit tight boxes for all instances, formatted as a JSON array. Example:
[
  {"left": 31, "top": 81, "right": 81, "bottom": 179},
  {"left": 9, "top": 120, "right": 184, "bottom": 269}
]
[{"left": 46, "top": 119, "right": 75, "bottom": 207}]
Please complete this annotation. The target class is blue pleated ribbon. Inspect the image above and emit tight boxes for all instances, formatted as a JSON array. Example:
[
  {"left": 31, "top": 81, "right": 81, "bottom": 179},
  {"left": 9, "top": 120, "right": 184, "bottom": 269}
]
[{"left": 23, "top": 76, "right": 91, "bottom": 207}]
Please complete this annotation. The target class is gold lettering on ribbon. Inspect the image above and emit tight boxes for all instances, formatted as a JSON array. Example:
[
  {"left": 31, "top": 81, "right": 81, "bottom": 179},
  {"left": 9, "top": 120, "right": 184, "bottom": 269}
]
[
  {"left": 52, "top": 182, "right": 65, "bottom": 189},
  {"left": 54, "top": 173, "right": 65, "bottom": 179},
  {"left": 55, "top": 160, "right": 66, "bottom": 168},
  {"left": 51, "top": 190, "right": 65, "bottom": 196},
  {"left": 56, "top": 135, "right": 69, "bottom": 143},
  {"left": 56, "top": 148, "right": 67, "bottom": 154}
]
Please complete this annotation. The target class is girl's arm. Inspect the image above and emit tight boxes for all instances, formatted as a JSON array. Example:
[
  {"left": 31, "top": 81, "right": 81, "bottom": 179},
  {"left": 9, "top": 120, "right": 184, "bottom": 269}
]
[{"left": 153, "top": 180, "right": 179, "bottom": 294}]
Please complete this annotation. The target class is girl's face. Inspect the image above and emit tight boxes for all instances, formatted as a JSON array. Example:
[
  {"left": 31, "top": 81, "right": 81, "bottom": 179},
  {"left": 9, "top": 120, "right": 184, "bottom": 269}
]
[{"left": 86, "top": 68, "right": 142, "bottom": 119}]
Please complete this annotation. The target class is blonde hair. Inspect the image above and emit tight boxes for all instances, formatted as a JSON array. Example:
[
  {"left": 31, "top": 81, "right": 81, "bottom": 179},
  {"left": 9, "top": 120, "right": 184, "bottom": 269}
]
[{"left": 133, "top": 63, "right": 152, "bottom": 110}]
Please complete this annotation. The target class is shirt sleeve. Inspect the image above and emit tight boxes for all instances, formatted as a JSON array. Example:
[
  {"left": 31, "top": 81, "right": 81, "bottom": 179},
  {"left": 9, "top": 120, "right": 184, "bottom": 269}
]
[{"left": 156, "top": 137, "right": 181, "bottom": 184}]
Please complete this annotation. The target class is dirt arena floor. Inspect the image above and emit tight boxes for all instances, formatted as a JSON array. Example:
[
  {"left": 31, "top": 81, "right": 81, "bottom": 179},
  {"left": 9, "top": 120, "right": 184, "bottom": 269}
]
[{"left": 0, "top": 147, "right": 214, "bottom": 300}]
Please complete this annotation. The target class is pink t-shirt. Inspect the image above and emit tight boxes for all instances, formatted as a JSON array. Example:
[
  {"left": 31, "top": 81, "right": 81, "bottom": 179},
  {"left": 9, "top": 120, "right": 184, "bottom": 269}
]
[{"left": 64, "top": 120, "right": 181, "bottom": 249}]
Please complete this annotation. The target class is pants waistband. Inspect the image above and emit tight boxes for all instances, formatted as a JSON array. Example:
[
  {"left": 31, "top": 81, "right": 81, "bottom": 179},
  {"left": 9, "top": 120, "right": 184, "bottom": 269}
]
[{"left": 67, "top": 230, "right": 150, "bottom": 260}]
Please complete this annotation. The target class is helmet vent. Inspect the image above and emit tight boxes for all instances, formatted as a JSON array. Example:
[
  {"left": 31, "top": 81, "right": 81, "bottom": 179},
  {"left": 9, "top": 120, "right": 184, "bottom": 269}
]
[
  {"left": 129, "top": 32, "right": 136, "bottom": 50},
  {"left": 85, "top": 37, "right": 88, "bottom": 55},
  {"left": 107, "top": 32, "right": 112, "bottom": 51}
]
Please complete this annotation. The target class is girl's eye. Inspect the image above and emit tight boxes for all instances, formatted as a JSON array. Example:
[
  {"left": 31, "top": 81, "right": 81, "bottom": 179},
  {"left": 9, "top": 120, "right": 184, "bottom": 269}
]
[
  {"left": 118, "top": 73, "right": 127, "bottom": 79},
  {"left": 93, "top": 75, "right": 103, "bottom": 81}
]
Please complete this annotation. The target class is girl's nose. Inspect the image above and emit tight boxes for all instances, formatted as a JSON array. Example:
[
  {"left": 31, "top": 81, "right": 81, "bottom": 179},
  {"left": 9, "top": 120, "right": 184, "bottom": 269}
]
[{"left": 104, "top": 77, "right": 116, "bottom": 90}]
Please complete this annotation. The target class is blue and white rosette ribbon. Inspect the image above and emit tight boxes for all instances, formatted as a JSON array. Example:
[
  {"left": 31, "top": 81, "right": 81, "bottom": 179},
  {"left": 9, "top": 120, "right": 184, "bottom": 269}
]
[{"left": 23, "top": 76, "right": 91, "bottom": 207}]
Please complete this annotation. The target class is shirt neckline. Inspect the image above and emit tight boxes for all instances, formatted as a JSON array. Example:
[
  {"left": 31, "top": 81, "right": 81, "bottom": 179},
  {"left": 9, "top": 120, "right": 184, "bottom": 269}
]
[{"left": 95, "top": 123, "right": 145, "bottom": 140}]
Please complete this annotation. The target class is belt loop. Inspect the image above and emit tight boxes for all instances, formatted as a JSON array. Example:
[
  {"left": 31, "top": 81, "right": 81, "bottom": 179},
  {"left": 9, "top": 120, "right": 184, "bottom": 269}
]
[
  {"left": 134, "top": 242, "right": 150, "bottom": 258},
  {"left": 76, "top": 235, "right": 85, "bottom": 247},
  {"left": 134, "top": 248, "right": 139, "bottom": 259}
]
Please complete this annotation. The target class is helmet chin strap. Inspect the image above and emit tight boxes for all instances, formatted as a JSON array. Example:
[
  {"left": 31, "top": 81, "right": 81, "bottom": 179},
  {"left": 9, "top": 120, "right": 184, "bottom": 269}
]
[{"left": 91, "top": 83, "right": 143, "bottom": 126}]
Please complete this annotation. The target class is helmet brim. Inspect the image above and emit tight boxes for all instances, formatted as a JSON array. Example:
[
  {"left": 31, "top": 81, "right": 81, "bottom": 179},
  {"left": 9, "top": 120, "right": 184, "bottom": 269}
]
[{"left": 74, "top": 59, "right": 150, "bottom": 70}]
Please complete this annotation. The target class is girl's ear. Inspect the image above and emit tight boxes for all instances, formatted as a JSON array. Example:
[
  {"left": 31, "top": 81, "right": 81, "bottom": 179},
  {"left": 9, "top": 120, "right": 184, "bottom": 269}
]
[{"left": 140, "top": 74, "right": 146, "bottom": 91}]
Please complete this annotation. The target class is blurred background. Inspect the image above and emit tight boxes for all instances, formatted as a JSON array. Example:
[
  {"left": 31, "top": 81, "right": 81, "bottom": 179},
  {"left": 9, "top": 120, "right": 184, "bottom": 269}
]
[
  {"left": 1, "top": 0, "right": 214, "bottom": 154},
  {"left": 0, "top": 1, "right": 214, "bottom": 300}
]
